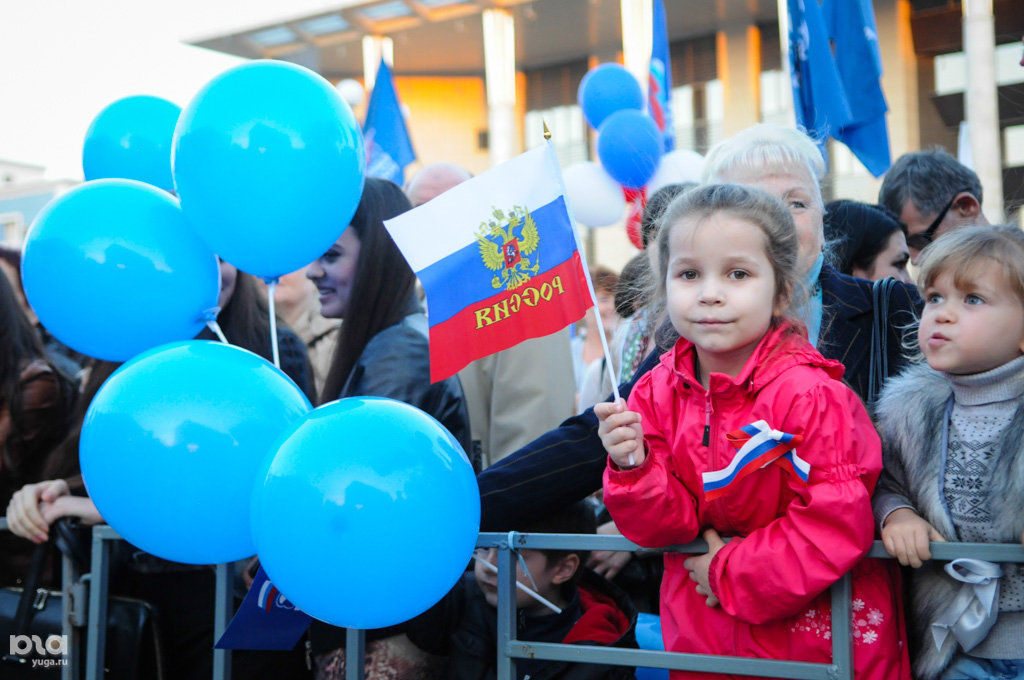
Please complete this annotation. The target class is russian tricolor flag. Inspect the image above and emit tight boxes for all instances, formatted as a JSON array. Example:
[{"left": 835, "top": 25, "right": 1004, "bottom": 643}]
[
  {"left": 385, "top": 145, "right": 592, "bottom": 382},
  {"left": 701, "top": 421, "right": 809, "bottom": 501}
]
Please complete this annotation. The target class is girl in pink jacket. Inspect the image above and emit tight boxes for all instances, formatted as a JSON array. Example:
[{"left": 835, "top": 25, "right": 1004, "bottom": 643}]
[{"left": 598, "top": 184, "right": 909, "bottom": 679}]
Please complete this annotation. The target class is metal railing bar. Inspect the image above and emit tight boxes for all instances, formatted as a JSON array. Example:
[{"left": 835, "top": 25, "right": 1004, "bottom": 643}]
[
  {"left": 496, "top": 542, "right": 518, "bottom": 680},
  {"left": 479, "top": 533, "right": 1024, "bottom": 563},
  {"left": 344, "top": 628, "right": 366, "bottom": 680},
  {"left": 213, "top": 563, "right": 233, "bottom": 680},
  {"left": 829, "top": 573, "right": 854, "bottom": 680},
  {"left": 505, "top": 642, "right": 838, "bottom": 680},
  {"left": 84, "top": 530, "right": 109, "bottom": 680}
]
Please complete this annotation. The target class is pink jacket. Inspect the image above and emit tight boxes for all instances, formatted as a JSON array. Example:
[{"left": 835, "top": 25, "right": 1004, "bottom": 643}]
[{"left": 603, "top": 323, "right": 909, "bottom": 680}]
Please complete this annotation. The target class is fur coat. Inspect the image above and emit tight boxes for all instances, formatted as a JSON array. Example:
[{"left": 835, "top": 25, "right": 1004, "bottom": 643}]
[{"left": 873, "top": 362, "right": 1024, "bottom": 680}]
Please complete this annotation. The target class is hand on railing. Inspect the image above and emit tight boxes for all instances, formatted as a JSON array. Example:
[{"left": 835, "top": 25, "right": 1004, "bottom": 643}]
[
  {"left": 881, "top": 508, "right": 946, "bottom": 568},
  {"left": 586, "top": 520, "right": 633, "bottom": 579},
  {"left": 5, "top": 479, "right": 103, "bottom": 543},
  {"left": 682, "top": 528, "right": 725, "bottom": 607}
]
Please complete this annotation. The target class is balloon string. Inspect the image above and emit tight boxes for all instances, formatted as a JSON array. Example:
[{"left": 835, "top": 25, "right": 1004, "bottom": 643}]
[
  {"left": 206, "top": 320, "right": 228, "bottom": 344},
  {"left": 472, "top": 552, "right": 562, "bottom": 614},
  {"left": 266, "top": 278, "right": 281, "bottom": 369}
]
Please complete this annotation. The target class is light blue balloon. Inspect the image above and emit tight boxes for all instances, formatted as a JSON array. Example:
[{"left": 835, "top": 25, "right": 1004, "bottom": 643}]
[
  {"left": 21, "top": 179, "right": 220, "bottom": 362},
  {"left": 597, "top": 110, "right": 664, "bottom": 190},
  {"left": 578, "top": 63, "right": 644, "bottom": 130},
  {"left": 634, "top": 613, "right": 669, "bottom": 680},
  {"left": 80, "top": 341, "right": 312, "bottom": 564},
  {"left": 172, "top": 60, "right": 366, "bottom": 279},
  {"left": 82, "top": 95, "right": 181, "bottom": 192},
  {"left": 253, "top": 397, "right": 479, "bottom": 628}
]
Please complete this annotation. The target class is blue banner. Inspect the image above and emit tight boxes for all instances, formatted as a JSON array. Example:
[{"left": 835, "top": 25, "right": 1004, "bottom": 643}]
[
  {"left": 215, "top": 567, "right": 312, "bottom": 650},
  {"left": 823, "top": 0, "right": 892, "bottom": 176},
  {"left": 364, "top": 59, "right": 416, "bottom": 186},
  {"left": 649, "top": 0, "right": 674, "bottom": 151},
  {"left": 787, "top": 0, "right": 852, "bottom": 163}
]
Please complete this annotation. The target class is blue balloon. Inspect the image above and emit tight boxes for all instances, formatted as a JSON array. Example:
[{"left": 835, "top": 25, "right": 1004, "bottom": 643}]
[
  {"left": 253, "top": 397, "right": 479, "bottom": 628},
  {"left": 80, "top": 341, "right": 312, "bottom": 564},
  {"left": 578, "top": 63, "right": 644, "bottom": 129},
  {"left": 82, "top": 95, "right": 181, "bottom": 192},
  {"left": 597, "top": 110, "right": 664, "bottom": 190},
  {"left": 634, "top": 613, "right": 669, "bottom": 680},
  {"left": 173, "top": 60, "right": 366, "bottom": 279},
  {"left": 21, "top": 179, "right": 220, "bottom": 361}
]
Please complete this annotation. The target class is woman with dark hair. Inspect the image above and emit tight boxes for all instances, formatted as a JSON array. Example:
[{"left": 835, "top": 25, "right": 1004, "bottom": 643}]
[
  {"left": 824, "top": 199, "right": 912, "bottom": 284},
  {"left": 0, "top": 270, "right": 76, "bottom": 584},
  {"left": 305, "top": 177, "right": 471, "bottom": 680}
]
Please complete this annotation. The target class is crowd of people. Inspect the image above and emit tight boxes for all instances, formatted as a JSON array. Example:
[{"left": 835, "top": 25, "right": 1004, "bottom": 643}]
[{"left": 1, "top": 122, "right": 1023, "bottom": 680}]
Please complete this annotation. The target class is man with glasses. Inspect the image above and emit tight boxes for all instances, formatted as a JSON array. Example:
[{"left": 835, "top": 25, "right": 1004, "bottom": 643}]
[{"left": 879, "top": 149, "right": 989, "bottom": 265}]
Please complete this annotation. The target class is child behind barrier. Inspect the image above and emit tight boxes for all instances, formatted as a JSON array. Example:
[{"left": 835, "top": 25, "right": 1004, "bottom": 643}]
[
  {"left": 403, "top": 501, "right": 637, "bottom": 680},
  {"left": 873, "top": 226, "right": 1024, "bottom": 680},
  {"left": 598, "top": 183, "right": 910, "bottom": 679}
]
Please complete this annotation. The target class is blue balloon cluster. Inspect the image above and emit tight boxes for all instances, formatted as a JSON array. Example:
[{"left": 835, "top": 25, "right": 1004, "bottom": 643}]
[
  {"left": 82, "top": 95, "right": 181, "bottom": 192},
  {"left": 21, "top": 179, "right": 219, "bottom": 361},
  {"left": 80, "top": 341, "right": 311, "bottom": 564},
  {"left": 253, "top": 397, "right": 480, "bottom": 629},
  {"left": 577, "top": 64, "right": 664, "bottom": 192},
  {"left": 173, "top": 60, "right": 366, "bottom": 279}
]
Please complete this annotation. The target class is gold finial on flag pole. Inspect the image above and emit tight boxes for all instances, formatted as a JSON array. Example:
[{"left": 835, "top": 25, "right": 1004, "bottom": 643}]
[{"left": 543, "top": 120, "right": 551, "bottom": 140}]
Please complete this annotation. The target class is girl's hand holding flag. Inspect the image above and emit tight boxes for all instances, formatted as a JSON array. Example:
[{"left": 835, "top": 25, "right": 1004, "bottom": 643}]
[{"left": 596, "top": 398, "right": 644, "bottom": 469}]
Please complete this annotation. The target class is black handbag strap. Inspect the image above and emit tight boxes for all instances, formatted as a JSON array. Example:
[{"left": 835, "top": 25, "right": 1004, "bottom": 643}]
[
  {"left": 11, "top": 541, "right": 49, "bottom": 632},
  {"left": 868, "top": 277, "right": 899, "bottom": 407}
]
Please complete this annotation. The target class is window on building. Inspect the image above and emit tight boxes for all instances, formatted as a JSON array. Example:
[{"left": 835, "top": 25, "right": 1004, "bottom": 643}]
[
  {"left": 1005, "top": 125, "right": 1024, "bottom": 168},
  {"left": 935, "top": 42, "right": 1024, "bottom": 94},
  {"left": 524, "top": 60, "right": 590, "bottom": 167},
  {"left": 759, "top": 70, "right": 792, "bottom": 127}
]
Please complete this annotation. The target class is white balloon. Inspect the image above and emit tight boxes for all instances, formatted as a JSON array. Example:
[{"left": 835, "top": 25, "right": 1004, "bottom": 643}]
[
  {"left": 646, "top": 149, "right": 705, "bottom": 196},
  {"left": 563, "top": 162, "right": 626, "bottom": 228},
  {"left": 336, "top": 78, "right": 365, "bottom": 108}
]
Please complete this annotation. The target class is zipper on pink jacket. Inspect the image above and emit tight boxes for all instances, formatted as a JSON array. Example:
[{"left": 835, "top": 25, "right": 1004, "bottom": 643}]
[{"left": 701, "top": 394, "right": 713, "bottom": 447}]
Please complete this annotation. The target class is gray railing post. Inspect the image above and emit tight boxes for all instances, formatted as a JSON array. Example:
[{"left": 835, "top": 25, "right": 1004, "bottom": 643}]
[
  {"left": 496, "top": 533, "right": 518, "bottom": 680},
  {"left": 84, "top": 528, "right": 110, "bottom": 680},
  {"left": 829, "top": 573, "right": 854, "bottom": 680},
  {"left": 61, "top": 548, "right": 81, "bottom": 680},
  {"left": 213, "top": 562, "right": 233, "bottom": 680},
  {"left": 345, "top": 628, "right": 366, "bottom": 680}
]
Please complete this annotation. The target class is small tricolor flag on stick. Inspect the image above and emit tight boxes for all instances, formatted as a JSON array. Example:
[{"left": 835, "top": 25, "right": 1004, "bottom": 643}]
[{"left": 385, "top": 144, "right": 593, "bottom": 382}]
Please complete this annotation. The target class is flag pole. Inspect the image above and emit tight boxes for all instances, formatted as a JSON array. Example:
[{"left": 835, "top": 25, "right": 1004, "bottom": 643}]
[{"left": 543, "top": 122, "right": 625, "bottom": 417}]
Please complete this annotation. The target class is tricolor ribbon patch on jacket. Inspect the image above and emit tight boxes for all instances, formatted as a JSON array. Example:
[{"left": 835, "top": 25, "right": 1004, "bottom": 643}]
[{"left": 701, "top": 420, "right": 809, "bottom": 501}]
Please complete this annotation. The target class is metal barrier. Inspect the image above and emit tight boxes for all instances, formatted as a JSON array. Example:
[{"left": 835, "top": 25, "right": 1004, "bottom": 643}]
[{"left": 3, "top": 520, "right": 1023, "bottom": 680}]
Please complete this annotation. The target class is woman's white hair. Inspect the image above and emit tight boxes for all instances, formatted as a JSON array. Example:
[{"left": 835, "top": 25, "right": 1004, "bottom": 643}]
[{"left": 701, "top": 124, "right": 826, "bottom": 209}]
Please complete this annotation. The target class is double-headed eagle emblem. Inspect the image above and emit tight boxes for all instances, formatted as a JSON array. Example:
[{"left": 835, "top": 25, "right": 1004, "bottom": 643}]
[{"left": 476, "top": 205, "right": 540, "bottom": 291}]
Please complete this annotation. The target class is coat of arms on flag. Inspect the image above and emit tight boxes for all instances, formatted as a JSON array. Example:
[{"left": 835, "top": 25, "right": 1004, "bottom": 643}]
[
  {"left": 477, "top": 206, "right": 540, "bottom": 290},
  {"left": 385, "top": 145, "right": 592, "bottom": 382}
]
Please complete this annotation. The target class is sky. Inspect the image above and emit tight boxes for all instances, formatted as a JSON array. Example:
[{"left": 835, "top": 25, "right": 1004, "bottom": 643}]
[{"left": 0, "top": 1, "right": 344, "bottom": 180}]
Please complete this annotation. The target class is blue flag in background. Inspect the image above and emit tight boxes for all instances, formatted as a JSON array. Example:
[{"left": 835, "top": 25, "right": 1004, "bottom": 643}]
[
  {"left": 787, "top": 0, "right": 852, "bottom": 163},
  {"left": 364, "top": 59, "right": 416, "bottom": 186},
  {"left": 649, "top": 0, "right": 674, "bottom": 151},
  {"left": 823, "top": 0, "right": 892, "bottom": 176}
]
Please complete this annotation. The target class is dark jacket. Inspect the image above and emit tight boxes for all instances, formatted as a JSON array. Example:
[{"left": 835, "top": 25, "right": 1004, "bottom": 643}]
[
  {"left": 478, "top": 265, "right": 921, "bottom": 531},
  {"left": 332, "top": 302, "right": 472, "bottom": 456},
  {"left": 405, "top": 568, "right": 637, "bottom": 680}
]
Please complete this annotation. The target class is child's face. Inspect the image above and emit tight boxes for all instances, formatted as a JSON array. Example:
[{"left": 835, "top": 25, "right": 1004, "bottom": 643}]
[
  {"left": 474, "top": 548, "right": 573, "bottom": 613},
  {"left": 919, "top": 263, "right": 1024, "bottom": 374},
  {"left": 665, "top": 213, "right": 782, "bottom": 380}
]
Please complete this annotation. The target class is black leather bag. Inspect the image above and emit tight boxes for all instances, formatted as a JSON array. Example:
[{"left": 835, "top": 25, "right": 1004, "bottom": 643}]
[{"left": 0, "top": 520, "right": 163, "bottom": 679}]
